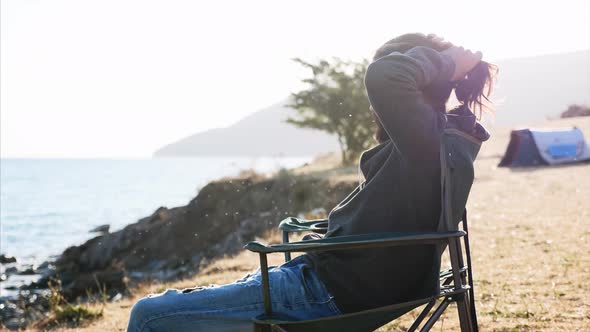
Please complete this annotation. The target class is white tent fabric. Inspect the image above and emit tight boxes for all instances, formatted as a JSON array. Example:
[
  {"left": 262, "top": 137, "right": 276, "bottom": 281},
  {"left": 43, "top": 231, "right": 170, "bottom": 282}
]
[{"left": 529, "top": 127, "right": 590, "bottom": 165}]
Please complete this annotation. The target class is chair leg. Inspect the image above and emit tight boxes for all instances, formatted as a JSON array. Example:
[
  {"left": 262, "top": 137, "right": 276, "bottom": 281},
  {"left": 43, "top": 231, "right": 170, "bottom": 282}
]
[
  {"left": 455, "top": 293, "right": 473, "bottom": 332},
  {"left": 420, "top": 297, "right": 451, "bottom": 331},
  {"left": 448, "top": 238, "right": 473, "bottom": 332},
  {"left": 407, "top": 299, "right": 436, "bottom": 332},
  {"left": 452, "top": 238, "right": 467, "bottom": 285},
  {"left": 462, "top": 211, "right": 480, "bottom": 332},
  {"left": 464, "top": 291, "right": 477, "bottom": 332},
  {"left": 282, "top": 231, "right": 291, "bottom": 262},
  {"left": 259, "top": 253, "right": 273, "bottom": 317}
]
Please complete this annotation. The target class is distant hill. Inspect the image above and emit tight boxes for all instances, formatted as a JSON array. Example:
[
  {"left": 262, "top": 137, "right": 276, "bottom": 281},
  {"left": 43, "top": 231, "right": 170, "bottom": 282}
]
[
  {"left": 154, "top": 50, "right": 590, "bottom": 157},
  {"left": 154, "top": 101, "right": 340, "bottom": 157}
]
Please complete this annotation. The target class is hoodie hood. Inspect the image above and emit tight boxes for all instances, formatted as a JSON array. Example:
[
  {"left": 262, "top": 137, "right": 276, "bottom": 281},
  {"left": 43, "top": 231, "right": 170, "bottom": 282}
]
[
  {"left": 359, "top": 105, "right": 489, "bottom": 181},
  {"left": 446, "top": 105, "right": 491, "bottom": 142}
]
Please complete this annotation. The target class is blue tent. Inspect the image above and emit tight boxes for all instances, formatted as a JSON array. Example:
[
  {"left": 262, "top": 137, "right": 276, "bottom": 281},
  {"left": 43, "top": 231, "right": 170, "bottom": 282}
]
[{"left": 499, "top": 127, "right": 590, "bottom": 167}]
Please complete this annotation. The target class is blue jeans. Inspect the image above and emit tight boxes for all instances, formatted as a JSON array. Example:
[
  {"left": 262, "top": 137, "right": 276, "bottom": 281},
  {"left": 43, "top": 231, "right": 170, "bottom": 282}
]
[{"left": 127, "top": 255, "right": 341, "bottom": 332}]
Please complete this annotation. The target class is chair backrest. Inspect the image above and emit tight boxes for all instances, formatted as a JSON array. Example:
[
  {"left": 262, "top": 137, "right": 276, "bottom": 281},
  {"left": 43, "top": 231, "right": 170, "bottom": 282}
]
[
  {"left": 438, "top": 128, "right": 482, "bottom": 332},
  {"left": 438, "top": 128, "right": 482, "bottom": 233}
]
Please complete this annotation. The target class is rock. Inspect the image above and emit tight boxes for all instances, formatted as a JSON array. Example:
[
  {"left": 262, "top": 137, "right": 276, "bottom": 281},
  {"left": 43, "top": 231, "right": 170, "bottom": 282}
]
[
  {"left": 0, "top": 290, "right": 50, "bottom": 331},
  {"left": 34, "top": 261, "right": 55, "bottom": 279},
  {"left": 46, "top": 173, "right": 356, "bottom": 301},
  {"left": 18, "top": 266, "right": 36, "bottom": 275},
  {"left": 3, "top": 317, "right": 25, "bottom": 330},
  {"left": 0, "top": 255, "right": 16, "bottom": 264},
  {"left": 36, "top": 261, "right": 50, "bottom": 270},
  {"left": 89, "top": 224, "right": 110, "bottom": 234},
  {"left": 60, "top": 268, "right": 127, "bottom": 299}
]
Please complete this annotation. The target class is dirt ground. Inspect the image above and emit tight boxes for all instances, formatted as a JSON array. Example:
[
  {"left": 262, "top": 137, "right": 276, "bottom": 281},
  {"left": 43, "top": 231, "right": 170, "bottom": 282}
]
[{"left": 20, "top": 117, "right": 590, "bottom": 331}]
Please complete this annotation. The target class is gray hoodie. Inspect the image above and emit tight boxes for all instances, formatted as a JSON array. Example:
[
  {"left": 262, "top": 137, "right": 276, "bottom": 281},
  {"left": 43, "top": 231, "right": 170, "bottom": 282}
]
[{"left": 306, "top": 46, "right": 489, "bottom": 313}]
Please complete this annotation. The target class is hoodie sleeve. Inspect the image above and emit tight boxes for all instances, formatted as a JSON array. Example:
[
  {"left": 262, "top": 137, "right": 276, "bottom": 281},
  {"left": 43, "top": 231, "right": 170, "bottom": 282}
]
[{"left": 364, "top": 46, "right": 455, "bottom": 161}]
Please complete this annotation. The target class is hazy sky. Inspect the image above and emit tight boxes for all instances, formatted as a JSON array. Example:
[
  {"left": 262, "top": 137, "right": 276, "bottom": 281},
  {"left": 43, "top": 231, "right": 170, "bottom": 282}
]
[{"left": 2, "top": 0, "right": 589, "bottom": 158}]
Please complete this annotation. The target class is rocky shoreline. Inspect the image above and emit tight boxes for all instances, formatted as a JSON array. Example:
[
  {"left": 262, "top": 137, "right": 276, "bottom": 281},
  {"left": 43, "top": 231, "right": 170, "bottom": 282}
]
[
  {"left": 0, "top": 256, "right": 55, "bottom": 330},
  {"left": 0, "top": 169, "right": 355, "bottom": 330}
]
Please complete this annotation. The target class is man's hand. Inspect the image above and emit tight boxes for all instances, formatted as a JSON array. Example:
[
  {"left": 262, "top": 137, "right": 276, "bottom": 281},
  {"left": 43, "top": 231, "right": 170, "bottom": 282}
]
[{"left": 441, "top": 46, "right": 483, "bottom": 82}]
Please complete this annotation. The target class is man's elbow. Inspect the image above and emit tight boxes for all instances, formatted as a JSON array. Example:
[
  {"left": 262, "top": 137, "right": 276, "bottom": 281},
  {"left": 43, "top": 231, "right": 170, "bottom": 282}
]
[
  {"left": 365, "top": 59, "right": 415, "bottom": 98},
  {"left": 364, "top": 60, "right": 389, "bottom": 93}
]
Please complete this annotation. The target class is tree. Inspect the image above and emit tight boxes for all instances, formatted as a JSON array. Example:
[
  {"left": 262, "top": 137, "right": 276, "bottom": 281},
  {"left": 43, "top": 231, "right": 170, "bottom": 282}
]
[{"left": 287, "top": 58, "right": 376, "bottom": 165}]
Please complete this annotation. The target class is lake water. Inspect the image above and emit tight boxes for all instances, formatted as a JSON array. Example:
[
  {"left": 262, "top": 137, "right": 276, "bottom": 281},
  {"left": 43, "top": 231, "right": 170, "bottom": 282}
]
[{"left": 0, "top": 157, "right": 311, "bottom": 264}]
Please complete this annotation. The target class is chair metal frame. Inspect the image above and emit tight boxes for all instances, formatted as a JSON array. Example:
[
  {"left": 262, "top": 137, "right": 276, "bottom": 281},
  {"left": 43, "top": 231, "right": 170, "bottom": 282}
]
[{"left": 244, "top": 210, "right": 479, "bottom": 332}]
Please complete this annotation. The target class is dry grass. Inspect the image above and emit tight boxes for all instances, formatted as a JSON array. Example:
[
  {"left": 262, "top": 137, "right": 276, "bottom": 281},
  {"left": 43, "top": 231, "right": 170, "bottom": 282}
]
[{"left": 18, "top": 117, "right": 590, "bottom": 331}]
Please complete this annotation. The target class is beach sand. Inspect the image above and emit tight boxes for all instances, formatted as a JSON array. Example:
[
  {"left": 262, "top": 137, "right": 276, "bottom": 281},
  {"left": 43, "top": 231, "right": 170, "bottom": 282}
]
[{"left": 25, "top": 117, "right": 590, "bottom": 332}]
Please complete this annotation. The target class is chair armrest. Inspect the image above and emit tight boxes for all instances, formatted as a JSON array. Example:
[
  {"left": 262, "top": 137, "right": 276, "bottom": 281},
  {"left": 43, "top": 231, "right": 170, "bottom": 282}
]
[
  {"left": 244, "top": 231, "right": 465, "bottom": 254},
  {"left": 278, "top": 217, "right": 329, "bottom": 234}
]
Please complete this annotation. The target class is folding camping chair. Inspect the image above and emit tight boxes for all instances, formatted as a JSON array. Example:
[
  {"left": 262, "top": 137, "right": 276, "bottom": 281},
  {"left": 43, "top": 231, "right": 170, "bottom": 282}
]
[
  {"left": 244, "top": 211, "right": 478, "bottom": 332},
  {"left": 245, "top": 128, "right": 481, "bottom": 331}
]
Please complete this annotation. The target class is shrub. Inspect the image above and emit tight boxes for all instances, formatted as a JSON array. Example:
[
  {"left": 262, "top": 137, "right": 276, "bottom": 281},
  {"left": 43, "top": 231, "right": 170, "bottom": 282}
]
[
  {"left": 37, "top": 280, "right": 103, "bottom": 328},
  {"left": 561, "top": 104, "right": 590, "bottom": 118}
]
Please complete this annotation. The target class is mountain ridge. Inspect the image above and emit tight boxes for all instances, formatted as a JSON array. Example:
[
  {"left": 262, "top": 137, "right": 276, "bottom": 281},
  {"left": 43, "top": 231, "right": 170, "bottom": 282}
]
[
  {"left": 154, "top": 100, "right": 340, "bottom": 157},
  {"left": 154, "top": 50, "right": 590, "bottom": 157}
]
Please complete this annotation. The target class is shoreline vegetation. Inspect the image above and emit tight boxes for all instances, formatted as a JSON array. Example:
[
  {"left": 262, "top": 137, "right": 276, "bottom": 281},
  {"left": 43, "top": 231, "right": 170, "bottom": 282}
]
[{"left": 1, "top": 116, "right": 589, "bottom": 331}]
